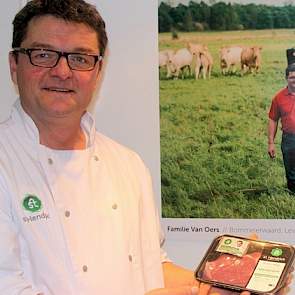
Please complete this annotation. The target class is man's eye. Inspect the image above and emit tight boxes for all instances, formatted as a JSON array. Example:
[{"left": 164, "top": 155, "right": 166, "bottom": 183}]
[
  {"left": 72, "top": 55, "right": 88, "bottom": 64},
  {"left": 32, "top": 51, "right": 54, "bottom": 59},
  {"left": 39, "top": 53, "right": 49, "bottom": 58},
  {"left": 36, "top": 54, "right": 48, "bottom": 60}
]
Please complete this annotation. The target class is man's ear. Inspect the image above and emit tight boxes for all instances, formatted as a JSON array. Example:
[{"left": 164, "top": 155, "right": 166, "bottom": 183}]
[{"left": 9, "top": 52, "right": 18, "bottom": 86}]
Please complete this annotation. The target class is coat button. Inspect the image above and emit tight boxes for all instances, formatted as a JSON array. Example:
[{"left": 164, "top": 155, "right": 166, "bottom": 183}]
[
  {"left": 93, "top": 155, "right": 99, "bottom": 161},
  {"left": 65, "top": 210, "right": 71, "bottom": 217},
  {"left": 82, "top": 265, "right": 88, "bottom": 272},
  {"left": 112, "top": 203, "right": 118, "bottom": 210},
  {"left": 48, "top": 158, "right": 53, "bottom": 165},
  {"left": 128, "top": 255, "right": 133, "bottom": 262}
]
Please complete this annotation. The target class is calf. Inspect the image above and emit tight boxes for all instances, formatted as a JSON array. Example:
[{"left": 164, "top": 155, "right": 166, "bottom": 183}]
[
  {"left": 187, "top": 43, "right": 210, "bottom": 79},
  {"left": 168, "top": 48, "right": 193, "bottom": 79},
  {"left": 199, "top": 50, "right": 213, "bottom": 79},
  {"left": 241, "top": 46, "right": 262, "bottom": 74},
  {"left": 159, "top": 49, "right": 174, "bottom": 78}
]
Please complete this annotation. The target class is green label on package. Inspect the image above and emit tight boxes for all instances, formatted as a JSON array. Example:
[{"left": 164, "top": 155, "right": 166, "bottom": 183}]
[{"left": 216, "top": 236, "right": 249, "bottom": 257}]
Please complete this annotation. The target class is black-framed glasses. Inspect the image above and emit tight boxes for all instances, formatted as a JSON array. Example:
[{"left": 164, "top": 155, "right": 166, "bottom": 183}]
[{"left": 13, "top": 48, "right": 102, "bottom": 71}]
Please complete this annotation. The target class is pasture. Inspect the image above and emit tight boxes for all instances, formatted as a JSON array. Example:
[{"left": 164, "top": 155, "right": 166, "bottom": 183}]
[{"left": 159, "top": 29, "right": 295, "bottom": 218}]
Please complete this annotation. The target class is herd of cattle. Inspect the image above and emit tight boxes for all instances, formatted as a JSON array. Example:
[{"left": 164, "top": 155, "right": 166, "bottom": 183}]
[{"left": 159, "top": 43, "right": 262, "bottom": 79}]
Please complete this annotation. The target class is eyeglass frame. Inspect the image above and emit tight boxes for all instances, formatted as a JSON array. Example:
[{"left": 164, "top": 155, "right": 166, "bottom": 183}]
[{"left": 12, "top": 47, "right": 103, "bottom": 71}]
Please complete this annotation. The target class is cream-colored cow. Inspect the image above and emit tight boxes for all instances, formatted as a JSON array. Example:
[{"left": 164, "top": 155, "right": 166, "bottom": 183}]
[
  {"left": 167, "top": 48, "right": 193, "bottom": 79},
  {"left": 219, "top": 46, "right": 243, "bottom": 75},
  {"left": 187, "top": 43, "right": 213, "bottom": 79},
  {"left": 159, "top": 49, "right": 174, "bottom": 78}
]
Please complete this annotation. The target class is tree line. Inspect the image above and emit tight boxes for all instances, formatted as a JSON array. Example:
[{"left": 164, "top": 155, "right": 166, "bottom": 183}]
[{"left": 159, "top": 1, "right": 295, "bottom": 32}]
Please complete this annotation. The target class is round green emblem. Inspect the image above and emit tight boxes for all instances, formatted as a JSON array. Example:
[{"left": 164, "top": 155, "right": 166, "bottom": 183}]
[
  {"left": 271, "top": 248, "right": 283, "bottom": 257},
  {"left": 224, "top": 239, "right": 232, "bottom": 245},
  {"left": 23, "top": 195, "right": 42, "bottom": 213}
]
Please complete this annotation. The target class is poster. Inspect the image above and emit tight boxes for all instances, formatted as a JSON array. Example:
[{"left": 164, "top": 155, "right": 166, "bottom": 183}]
[{"left": 159, "top": 1, "right": 295, "bottom": 292}]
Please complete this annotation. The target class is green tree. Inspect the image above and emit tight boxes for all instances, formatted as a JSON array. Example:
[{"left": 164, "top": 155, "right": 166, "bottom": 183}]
[
  {"left": 286, "top": 5, "right": 295, "bottom": 28},
  {"left": 158, "top": 1, "right": 295, "bottom": 32},
  {"left": 184, "top": 9, "right": 194, "bottom": 31},
  {"left": 239, "top": 4, "right": 258, "bottom": 29},
  {"left": 256, "top": 6, "right": 273, "bottom": 29},
  {"left": 210, "top": 2, "right": 227, "bottom": 30},
  {"left": 224, "top": 3, "right": 240, "bottom": 30},
  {"left": 158, "top": 2, "right": 173, "bottom": 32},
  {"left": 273, "top": 7, "right": 290, "bottom": 28},
  {"left": 188, "top": 1, "right": 202, "bottom": 22}
]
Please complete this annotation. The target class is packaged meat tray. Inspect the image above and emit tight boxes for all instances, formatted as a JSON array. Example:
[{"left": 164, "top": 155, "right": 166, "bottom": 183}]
[{"left": 195, "top": 235, "right": 295, "bottom": 294}]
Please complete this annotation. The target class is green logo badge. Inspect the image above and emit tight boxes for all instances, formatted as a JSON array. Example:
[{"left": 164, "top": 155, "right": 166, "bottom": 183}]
[
  {"left": 22, "top": 195, "right": 42, "bottom": 213},
  {"left": 224, "top": 239, "right": 232, "bottom": 245},
  {"left": 271, "top": 248, "right": 283, "bottom": 257}
]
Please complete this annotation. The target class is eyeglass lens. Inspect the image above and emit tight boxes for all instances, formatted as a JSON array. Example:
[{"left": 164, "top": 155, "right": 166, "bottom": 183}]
[{"left": 29, "top": 49, "right": 97, "bottom": 70}]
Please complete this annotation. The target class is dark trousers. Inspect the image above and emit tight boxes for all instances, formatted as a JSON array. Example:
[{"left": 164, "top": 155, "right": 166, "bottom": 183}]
[{"left": 281, "top": 133, "right": 295, "bottom": 192}]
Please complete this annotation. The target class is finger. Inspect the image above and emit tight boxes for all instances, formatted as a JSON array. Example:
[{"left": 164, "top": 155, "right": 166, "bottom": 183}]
[
  {"left": 145, "top": 288, "right": 168, "bottom": 295},
  {"left": 286, "top": 272, "right": 293, "bottom": 285},
  {"left": 248, "top": 233, "right": 258, "bottom": 240},
  {"left": 146, "top": 287, "right": 197, "bottom": 295},
  {"left": 191, "top": 286, "right": 199, "bottom": 295},
  {"left": 277, "top": 286, "right": 289, "bottom": 295},
  {"left": 198, "top": 282, "right": 211, "bottom": 295},
  {"left": 240, "top": 292, "right": 251, "bottom": 295}
]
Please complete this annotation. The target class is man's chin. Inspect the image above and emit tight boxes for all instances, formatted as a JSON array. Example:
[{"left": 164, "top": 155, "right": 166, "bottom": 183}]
[
  {"left": 44, "top": 109, "right": 77, "bottom": 119},
  {"left": 40, "top": 103, "right": 79, "bottom": 118},
  {"left": 288, "top": 85, "right": 295, "bottom": 94}
]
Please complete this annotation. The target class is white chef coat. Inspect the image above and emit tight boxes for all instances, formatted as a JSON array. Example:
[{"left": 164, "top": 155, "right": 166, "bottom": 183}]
[{"left": 0, "top": 100, "right": 167, "bottom": 295}]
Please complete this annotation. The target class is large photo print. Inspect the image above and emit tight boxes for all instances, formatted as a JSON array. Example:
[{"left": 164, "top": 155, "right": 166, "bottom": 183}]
[{"left": 159, "top": 0, "right": 295, "bottom": 218}]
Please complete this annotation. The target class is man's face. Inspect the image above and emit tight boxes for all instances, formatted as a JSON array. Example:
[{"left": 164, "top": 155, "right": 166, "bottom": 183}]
[
  {"left": 9, "top": 15, "right": 101, "bottom": 122},
  {"left": 288, "top": 71, "right": 295, "bottom": 94}
]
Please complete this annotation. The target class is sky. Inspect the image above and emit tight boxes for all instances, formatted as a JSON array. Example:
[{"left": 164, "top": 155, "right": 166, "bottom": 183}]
[{"left": 159, "top": 0, "right": 295, "bottom": 6}]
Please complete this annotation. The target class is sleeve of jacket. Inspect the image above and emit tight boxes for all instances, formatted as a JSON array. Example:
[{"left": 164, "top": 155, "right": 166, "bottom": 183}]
[
  {"left": 133, "top": 153, "right": 171, "bottom": 290},
  {"left": 0, "top": 176, "right": 41, "bottom": 295}
]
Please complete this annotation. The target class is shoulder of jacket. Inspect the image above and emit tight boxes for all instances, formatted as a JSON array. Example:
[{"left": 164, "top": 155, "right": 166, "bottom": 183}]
[{"left": 94, "top": 131, "right": 143, "bottom": 162}]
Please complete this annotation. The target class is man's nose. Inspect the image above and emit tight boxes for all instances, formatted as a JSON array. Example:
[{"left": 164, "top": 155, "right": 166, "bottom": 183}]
[{"left": 49, "top": 56, "right": 73, "bottom": 79}]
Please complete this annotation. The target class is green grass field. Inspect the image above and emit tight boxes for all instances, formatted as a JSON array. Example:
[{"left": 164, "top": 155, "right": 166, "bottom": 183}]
[{"left": 159, "top": 29, "right": 295, "bottom": 218}]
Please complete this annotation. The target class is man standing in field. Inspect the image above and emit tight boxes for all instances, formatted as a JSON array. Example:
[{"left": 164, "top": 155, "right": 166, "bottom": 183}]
[{"left": 268, "top": 48, "right": 295, "bottom": 193}]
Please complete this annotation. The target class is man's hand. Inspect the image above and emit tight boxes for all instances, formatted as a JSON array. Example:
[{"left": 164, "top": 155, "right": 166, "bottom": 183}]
[
  {"left": 145, "top": 286, "right": 199, "bottom": 295},
  {"left": 145, "top": 285, "right": 251, "bottom": 295},
  {"left": 145, "top": 283, "right": 212, "bottom": 295},
  {"left": 162, "top": 262, "right": 198, "bottom": 288},
  {"left": 268, "top": 118, "right": 278, "bottom": 158},
  {"left": 161, "top": 263, "right": 248, "bottom": 295},
  {"left": 276, "top": 266, "right": 293, "bottom": 295},
  {"left": 268, "top": 142, "right": 276, "bottom": 158}
]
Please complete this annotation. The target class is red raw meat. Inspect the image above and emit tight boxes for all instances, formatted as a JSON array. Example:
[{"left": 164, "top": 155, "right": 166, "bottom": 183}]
[{"left": 203, "top": 252, "right": 261, "bottom": 287}]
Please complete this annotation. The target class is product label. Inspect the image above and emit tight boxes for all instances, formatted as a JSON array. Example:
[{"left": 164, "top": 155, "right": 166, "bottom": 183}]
[
  {"left": 216, "top": 236, "right": 249, "bottom": 257},
  {"left": 246, "top": 260, "right": 285, "bottom": 292}
]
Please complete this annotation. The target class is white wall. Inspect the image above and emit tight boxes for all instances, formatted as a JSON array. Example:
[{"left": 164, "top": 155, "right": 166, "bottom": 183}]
[
  {"left": 93, "top": 1, "right": 161, "bottom": 208},
  {"left": 0, "top": 1, "right": 20, "bottom": 119}
]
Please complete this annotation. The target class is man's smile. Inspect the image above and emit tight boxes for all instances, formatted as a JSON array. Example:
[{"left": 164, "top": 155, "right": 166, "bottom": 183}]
[{"left": 43, "top": 87, "right": 74, "bottom": 93}]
